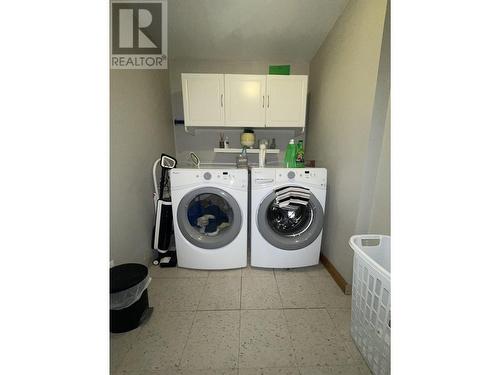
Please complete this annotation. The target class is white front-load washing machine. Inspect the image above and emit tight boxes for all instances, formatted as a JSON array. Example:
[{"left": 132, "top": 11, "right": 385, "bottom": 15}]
[
  {"left": 170, "top": 168, "right": 247, "bottom": 270},
  {"left": 250, "top": 168, "right": 327, "bottom": 268}
]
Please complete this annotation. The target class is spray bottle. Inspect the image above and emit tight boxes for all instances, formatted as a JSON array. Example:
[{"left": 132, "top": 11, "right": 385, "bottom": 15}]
[
  {"left": 284, "top": 139, "right": 297, "bottom": 168},
  {"left": 296, "top": 140, "right": 305, "bottom": 168}
]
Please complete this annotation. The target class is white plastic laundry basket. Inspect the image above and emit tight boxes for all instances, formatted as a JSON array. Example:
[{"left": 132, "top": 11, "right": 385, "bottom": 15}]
[{"left": 349, "top": 234, "right": 391, "bottom": 375}]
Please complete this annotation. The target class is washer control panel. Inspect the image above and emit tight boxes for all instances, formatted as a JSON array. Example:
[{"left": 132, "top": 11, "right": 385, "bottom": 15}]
[{"left": 170, "top": 169, "right": 247, "bottom": 189}]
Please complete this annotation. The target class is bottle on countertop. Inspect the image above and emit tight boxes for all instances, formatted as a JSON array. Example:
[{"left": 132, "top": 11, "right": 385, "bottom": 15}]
[
  {"left": 270, "top": 138, "right": 276, "bottom": 149},
  {"left": 259, "top": 143, "right": 267, "bottom": 168},
  {"left": 224, "top": 136, "right": 230, "bottom": 149},
  {"left": 283, "top": 139, "right": 297, "bottom": 168},
  {"left": 219, "top": 133, "right": 225, "bottom": 148},
  {"left": 295, "top": 140, "right": 304, "bottom": 168},
  {"left": 236, "top": 147, "right": 248, "bottom": 168}
]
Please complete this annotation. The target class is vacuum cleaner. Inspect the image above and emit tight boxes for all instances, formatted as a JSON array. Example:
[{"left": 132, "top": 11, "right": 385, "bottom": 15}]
[{"left": 152, "top": 153, "right": 177, "bottom": 267}]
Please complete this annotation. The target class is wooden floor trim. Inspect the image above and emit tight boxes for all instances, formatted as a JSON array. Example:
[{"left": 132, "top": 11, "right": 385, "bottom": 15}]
[{"left": 320, "top": 254, "right": 352, "bottom": 295}]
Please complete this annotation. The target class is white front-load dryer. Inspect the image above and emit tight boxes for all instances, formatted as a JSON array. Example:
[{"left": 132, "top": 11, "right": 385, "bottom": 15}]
[
  {"left": 250, "top": 168, "right": 327, "bottom": 268},
  {"left": 170, "top": 168, "right": 247, "bottom": 270}
]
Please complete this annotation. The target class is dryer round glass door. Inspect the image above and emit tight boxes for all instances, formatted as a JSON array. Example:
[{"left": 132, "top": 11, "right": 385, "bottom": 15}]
[
  {"left": 177, "top": 187, "right": 242, "bottom": 249},
  {"left": 257, "top": 189, "right": 324, "bottom": 250}
]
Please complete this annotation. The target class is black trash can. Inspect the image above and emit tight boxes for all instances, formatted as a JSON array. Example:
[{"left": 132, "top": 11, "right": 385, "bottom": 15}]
[{"left": 110, "top": 263, "right": 150, "bottom": 333}]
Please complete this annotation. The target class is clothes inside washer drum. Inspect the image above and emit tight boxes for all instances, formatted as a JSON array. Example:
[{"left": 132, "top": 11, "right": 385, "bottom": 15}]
[
  {"left": 274, "top": 186, "right": 311, "bottom": 208},
  {"left": 257, "top": 190, "right": 324, "bottom": 251},
  {"left": 177, "top": 187, "right": 242, "bottom": 249},
  {"left": 267, "top": 203, "right": 312, "bottom": 236}
]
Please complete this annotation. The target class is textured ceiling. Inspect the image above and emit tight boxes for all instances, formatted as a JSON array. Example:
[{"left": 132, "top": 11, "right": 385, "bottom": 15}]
[{"left": 168, "top": 0, "right": 348, "bottom": 62}]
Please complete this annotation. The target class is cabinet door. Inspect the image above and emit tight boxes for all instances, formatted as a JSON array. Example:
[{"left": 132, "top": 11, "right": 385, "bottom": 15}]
[
  {"left": 266, "top": 75, "right": 308, "bottom": 128},
  {"left": 182, "top": 73, "right": 224, "bottom": 127},
  {"left": 224, "top": 74, "right": 266, "bottom": 127}
]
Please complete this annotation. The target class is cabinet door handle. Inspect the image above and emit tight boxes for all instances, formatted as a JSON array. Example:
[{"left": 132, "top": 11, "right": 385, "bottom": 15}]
[
  {"left": 262, "top": 95, "right": 265, "bottom": 108},
  {"left": 267, "top": 95, "right": 270, "bottom": 108},
  {"left": 221, "top": 94, "right": 223, "bottom": 107}
]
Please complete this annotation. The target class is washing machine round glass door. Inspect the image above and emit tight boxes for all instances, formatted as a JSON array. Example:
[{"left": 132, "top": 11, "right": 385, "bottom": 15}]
[
  {"left": 257, "top": 188, "right": 324, "bottom": 250},
  {"left": 176, "top": 187, "right": 242, "bottom": 249}
]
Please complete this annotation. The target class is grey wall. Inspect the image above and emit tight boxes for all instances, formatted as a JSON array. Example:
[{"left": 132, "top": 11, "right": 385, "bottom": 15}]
[
  {"left": 168, "top": 0, "right": 349, "bottom": 62},
  {"left": 110, "top": 70, "right": 176, "bottom": 266},
  {"left": 306, "top": 0, "right": 389, "bottom": 283},
  {"left": 369, "top": 100, "right": 390, "bottom": 234},
  {"left": 356, "top": 1, "right": 391, "bottom": 235},
  {"left": 173, "top": 127, "right": 304, "bottom": 168},
  {"left": 169, "top": 59, "right": 309, "bottom": 166}
]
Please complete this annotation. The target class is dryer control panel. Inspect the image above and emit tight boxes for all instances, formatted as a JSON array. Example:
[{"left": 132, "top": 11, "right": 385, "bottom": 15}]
[{"left": 275, "top": 168, "right": 327, "bottom": 188}]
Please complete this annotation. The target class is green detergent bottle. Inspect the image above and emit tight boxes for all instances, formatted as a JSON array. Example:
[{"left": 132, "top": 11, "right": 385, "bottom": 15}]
[
  {"left": 296, "top": 140, "right": 305, "bottom": 168},
  {"left": 284, "top": 139, "right": 297, "bottom": 168}
]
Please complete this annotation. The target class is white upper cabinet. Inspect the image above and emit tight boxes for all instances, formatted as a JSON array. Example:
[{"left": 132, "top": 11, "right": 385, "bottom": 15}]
[
  {"left": 182, "top": 73, "right": 224, "bottom": 127},
  {"left": 181, "top": 74, "right": 308, "bottom": 128},
  {"left": 224, "top": 74, "right": 266, "bottom": 128},
  {"left": 266, "top": 75, "right": 308, "bottom": 128}
]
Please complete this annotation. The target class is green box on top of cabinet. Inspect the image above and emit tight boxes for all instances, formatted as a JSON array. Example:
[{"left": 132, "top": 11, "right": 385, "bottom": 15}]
[{"left": 268, "top": 65, "right": 291, "bottom": 75}]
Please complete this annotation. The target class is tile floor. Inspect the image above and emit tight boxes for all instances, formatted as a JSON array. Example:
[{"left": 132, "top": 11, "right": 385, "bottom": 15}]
[{"left": 111, "top": 263, "right": 371, "bottom": 375}]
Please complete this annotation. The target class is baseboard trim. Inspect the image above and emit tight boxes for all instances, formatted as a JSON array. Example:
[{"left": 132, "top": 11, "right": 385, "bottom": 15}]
[{"left": 320, "top": 254, "right": 352, "bottom": 295}]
